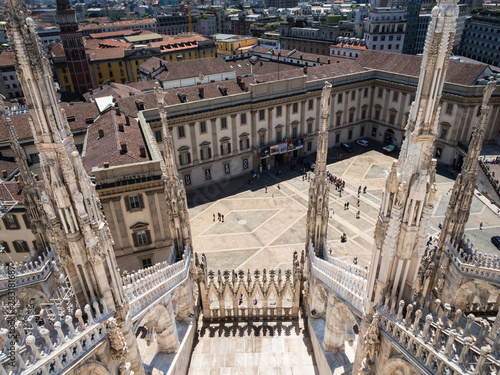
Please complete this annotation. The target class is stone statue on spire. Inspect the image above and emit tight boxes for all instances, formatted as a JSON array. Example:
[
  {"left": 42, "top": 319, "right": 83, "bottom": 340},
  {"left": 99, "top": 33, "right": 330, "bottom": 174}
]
[
  {"left": 154, "top": 85, "right": 192, "bottom": 260},
  {"left": 306, "top": 81, "right": 332, "bottom": 258}
]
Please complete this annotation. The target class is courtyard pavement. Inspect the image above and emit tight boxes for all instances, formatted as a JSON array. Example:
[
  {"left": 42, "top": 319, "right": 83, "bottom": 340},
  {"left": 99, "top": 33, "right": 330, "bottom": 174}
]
[{"left": 187, "top": 145, "right": 500, "bottom": 272}]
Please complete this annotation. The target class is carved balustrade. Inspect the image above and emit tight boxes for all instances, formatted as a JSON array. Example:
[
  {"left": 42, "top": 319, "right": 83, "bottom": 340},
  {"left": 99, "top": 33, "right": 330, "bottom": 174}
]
[
  {"left": 195, "top": 250, "right": 304, "bottom": 321},
  {"left": 0, "top": 250, "right": 56, "bottom": 290},
  {"left": 309, "top": 244, "right": 366, "bottom": 314},
  {"left": 446, "top": 241, "right": 500, "bottom": 284},
  {"left": 376, "top": 296, "right": 500, "bottom": 375},
  {"left": 325, "top": 253, "right": 368, "bottom": 279},
  {"left": 124, "top": 247, "right": 191, "bottom": 321},
  {"left": 0, "top": 298, "right": 115, "bottom": 375}
]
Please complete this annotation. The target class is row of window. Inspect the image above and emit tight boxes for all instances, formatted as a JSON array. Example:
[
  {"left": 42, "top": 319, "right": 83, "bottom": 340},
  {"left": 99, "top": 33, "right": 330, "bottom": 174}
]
[
  {"left": 182, "top": 158, "right": 250, "bottom": 185},
  {"left": 0, "top": 240, "right": 31, "bottom": 253},
  {"left": 2, "top": 214, "right": 30, "bottom": 230}
]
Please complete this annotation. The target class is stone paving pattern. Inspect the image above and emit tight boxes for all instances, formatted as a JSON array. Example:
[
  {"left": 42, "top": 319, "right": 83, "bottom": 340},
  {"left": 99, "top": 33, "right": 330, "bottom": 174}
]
[
  {"left": 187, "top": 146, "right": 500, "bottom": 271},
  {"left": 188, "top": 320, "right": 317, "bottom": 375}
]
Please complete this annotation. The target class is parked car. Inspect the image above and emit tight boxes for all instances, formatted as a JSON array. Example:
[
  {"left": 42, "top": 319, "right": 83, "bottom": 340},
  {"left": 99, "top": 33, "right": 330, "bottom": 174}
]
[
  {"left": 356, "top": 139, "right": 369, "bottom": 147},
  {"left": 341, "top": 143, "right": 353, "bottom": 153},
  {"left": 383, "top": 144, "right": 396, "bottom": 154},
  {"left": 491, "top": 236, "right": 500, "bottom": 249}
]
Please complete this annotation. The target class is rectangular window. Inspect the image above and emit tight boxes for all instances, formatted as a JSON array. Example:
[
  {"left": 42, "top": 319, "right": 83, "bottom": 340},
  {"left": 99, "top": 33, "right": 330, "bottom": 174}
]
[
  {"left": 0, "top": 241, "right": 10, "bottom": 253},
  {"left": 336, "top": 115, "right": 341, "bottom": 127},
  {"left": 351, "top": 91, "right": 355, "bottom": 100},
  {"left": 220, "top": 142, "right": 231, "bottom": 155},
  {"left": 393, "top": 91, "right": 399, "bottom": 102},
  {"left": 155, "top": 130, "right": 162, "bottom": 142},
  {"left": 389, "top": 114, "right": 395, "bottom": 124},
  {"left": 142, "top": 258, "right": 153, "bottom": 268},
  {"left": 364, "top": 88, "right": 368, "bottom": 98},
  {"left": 308, "top": 99, "right": 314, "bottom": 110},
  {"left": 259, "top": 134, "right": 265, "bottom": 147},
  {"left": 361, "top": 109, "right": 366, "bottom": 119},
  {"left": 410, "top": 95, "right": 415, "bottom": 105},
  {"left": 127, "top": 194, "right": 143, "bottom": 210},
  {"left": 276, "top": 130, "right": 282, "bottom": 142},
  {"left": 292, "top": 127, "right": 298, "bottom": 139},
  {"left": 446, "top": 103, "right": 453, "bottom": 115},
  {"left": 259, "top": 110, "right": 265, "bottom": 121},
  {"left": 360, "top": 126, "right": 365, "bottom": 137},
  {"left": 440, "top": 128, "right": 448, "bottom": 139},
  {"left": 13, "top": 240, "right": 29, "bottom": 253},
  {"left": 200, "top": 121, "right": 207, "bottom": 134},
  {"left": 241, "top": 113, "right": 247, "bottom": 125},
  {"left": 22, "top": 214, "right": 31, "bottom": 229},
  {"left": 2, "top": 214, "right": 19, "bottom": 230},
  {"left": 200, "top": 147, "right": 212, "bottom": 160},
  {"left": 133, "top": 230, "right": 151, "bottom": 247},
  {"left": 435, "top": 148, "right": 442, "bottom": 159},
  {"left": 338, "top": 93, "right": 343, "bottom": 104},
  {"left": 179, "top": 152, "right": 191, "bottom": 165},
  {"left": 307, "top": 141, "right": 312, "bottom": 151},
  {"left": 349, "top": 112, "right": 354, "bottom": 123},
  {"left": 178, "top": 125, "right": 185, "bottom": 138},
  {"left": 372, "top": 127, "right": 377, "bottom": 137},
  {"left": 292, "top": 103, "right": 298, "bottom": 113},
  {"left": 348, "top": 130, "right": 353, "bottom": 140},
  {"left": 221, "top": 118, "right": 227, "bottom": 129},
  {"left": 276, "top": 106, "right": 282, "bottom": 117},
  {"left": 240, "top": 138, "right": 250, "bottom": 150},
  {"left": 378, "top": 88, "right": 383, "bottom": 98},
  {"left": 375, "top": 110, "right": 380, "bottom": 120},
  {"left": 335, "top": 134, "right": 340, "bottom": 143},
  {"left": 307, "top": 122, "right": 313, "bottom": 134}
]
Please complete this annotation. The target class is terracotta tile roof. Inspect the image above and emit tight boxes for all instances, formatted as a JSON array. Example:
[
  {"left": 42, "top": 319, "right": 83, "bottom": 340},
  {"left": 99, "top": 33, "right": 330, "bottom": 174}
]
[
  {"left": 79, "top": 19, "right": 156, "bottom": 32},
  {"left": 87, "top": 47, "right": 125, "bottom": 62},
  {"left": 50, "top": 43, "right": 65, "bottom": 58},
  {"left": 126, "top": 80, "right": 160, "bottom": 92},
  {"left": 90, "top": 82, "right": 144, "bottom": 100},
  {"left": 356, "top": 50, "right": 489, "bottom": 86},
  {"left": 153, "top": 57, "right": 233, "bottom": 82},
  {"left": 330, "top": 42, "right": 367, "bottom": 51},
  {"left": 0, "top": 159, "right": 17, "bottom": 177},
  {"left": 0, "top": 102, "right": 99, "bottom": 143},
  {"left": 0, "top": 51, "right": 15, "bottom": 67},
  {"left": 0, "top": 180, "right": 45, "bottom": 205},
  {"left": 114, "top": 92, "right": 158, "bottom": 118},
  {"left": 252, "top": 46, "right": 332, "bottom": 64},
  {"left": 140, "top": 56, "right": 166, "bottom": 74},
  {"left": 88, "top": 29, "right": 145, "bottom": 39},
  {"left": 83, "top": 109, "right": 150, "bottom": 173}
]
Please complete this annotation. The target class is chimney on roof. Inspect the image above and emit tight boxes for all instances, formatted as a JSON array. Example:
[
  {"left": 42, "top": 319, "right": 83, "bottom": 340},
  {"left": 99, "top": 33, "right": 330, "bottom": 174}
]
[
  {"left": 89, "top": 89, "right": 93, "bottom": 95},
  {"left": 115, "top": 106, "right": 121, "bottom": 116},
  {"left": 199, "top": 86, "right": 204, "bottom": 98},
  {"left": 328, "top": 59, "right": 331, "bottom": 64},
  {"left": 317, "top": 57, "right": 320, "bottom": 62},
  {"left": 300, "top": 54, "right": 303, "bottom": 60},
  {"left": 98, "top": 129, "right": 104, "bottom": 138},
  {"left": 103, "top": 162, "right": 110, "bottom": 168},
  {"left": 303, "top": 66, "right": 308, "bottom": 74},
  {"left": 139, "top": 146, "right": 146, "bottom": 158},
  {"left": 260, "top": 61, "right": 263, "bottom": 66},
  {"left": 100, "top": 85, "right": 103, "bottom": 90},
  {"left": 118, "top": 124, "right": 124, "bottom": 132},
  {"left": 17, "top": 181, "right": 22, "bottom": 192},
  {"left": 129, "top": 92, "right": 134, "bottom": 96},
  {"left": 120, "top": 143, "right": 127, "bottom": 153},
  {"left": 1, "top": 170, "right": 6, "bottom": 178},
  {"left": 14, "top": 175, "right": 18, "bottom": 181},
  {"left": 126, "top": 116, "right": 130, "bottom": 125},
  {"left": 237, "top": 75, "right": 242, "bottom": 84},
  {"left": 34, "top": 174, "right": 39, "bottom": 181}
]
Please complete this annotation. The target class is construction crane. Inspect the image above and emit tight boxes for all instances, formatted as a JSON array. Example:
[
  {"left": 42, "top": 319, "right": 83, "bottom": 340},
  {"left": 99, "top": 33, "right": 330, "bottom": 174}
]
[{"left": 187, "top": 0, "right": 193, "bottom": 33}]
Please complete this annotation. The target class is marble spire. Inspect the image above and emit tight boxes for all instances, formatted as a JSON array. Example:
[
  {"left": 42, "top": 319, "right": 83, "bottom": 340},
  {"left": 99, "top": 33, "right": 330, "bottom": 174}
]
[
  {"left": 306, "top": 81, "right": 332, "bottom": 258},
  {"left": 365, "top": 0, "right": 459, "bottom": 311},
  {"left": 155, "top": 85, "right": 192, "bottom": 259},
  {"left": 4, "top": 0, "right": 144, "bottom": 372}
]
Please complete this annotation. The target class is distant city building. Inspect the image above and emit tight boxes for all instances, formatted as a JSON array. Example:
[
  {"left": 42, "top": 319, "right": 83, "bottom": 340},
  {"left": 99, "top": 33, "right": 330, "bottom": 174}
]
[
  {"left": 197, "top": 14, "right": 218, "bottom": 35},
  {"left": 156, "top": 14, "right": 196, "bottom": 35},
  {"left": 330, "top": 37, "right": 367, "bottom": 59},
  {"left": 458, "top": 10, "right": 500, "bottom": 67},
  {"left": 78, "top": 18, "right": 156, "bottom": 36},
  {"left": 56, "top": 0, "right": 94, "bottom": 95},
  {"left": 414, "top": 12, "right": 431, "bottom": 55},
  {"left": 214, "top": 34, "right": 258, "bottom": 55},
  {"left": 363, "top": 7, "right": 406, "bottom": 53},
  {"left": 0, "top": 52, "right": 23, "bottom": 102},
  {"left": 392, "top": 0, "right": 422, "bottom": 55}
]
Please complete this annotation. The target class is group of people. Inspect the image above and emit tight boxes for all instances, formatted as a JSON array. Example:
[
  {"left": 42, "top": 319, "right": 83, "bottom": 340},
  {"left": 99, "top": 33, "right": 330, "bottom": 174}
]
[{"left": 213, "top": 213, "right": 225, "bottom": 222}]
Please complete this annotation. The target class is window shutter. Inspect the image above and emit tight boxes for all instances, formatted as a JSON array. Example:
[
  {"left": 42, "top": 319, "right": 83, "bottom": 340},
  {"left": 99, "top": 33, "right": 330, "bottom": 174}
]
[
  {"left": 145, "top": 230, "right": 152, "bottom": 245},
  {"left": 13, "top": 241, "right": 19, "bottom": 252},
  {"left": 187, "top": 153, "right": 191, "bottom": 164},
  {"left": 208, "top": 148, "right": 212, "bottom": 159},
  {"left": 220, "top": 144, "right": 224, "bottom": 155},
  {"left": 2, "top": 218, "right": 7, "bottom": 229},
  {"left": 228, "top": 143, "right": 231, "bottom": 153},
  {"left": 125, "top": 196, "right": 131, "bottom": 211},
  {"left": 23, "top": 214, "right": 31, "bottom": 229},
  {"left": 138, "top": 194, "right": 144, "bottom": 209},
  {"left": 132, "top": 232, "right": 139, "bottom": 247}
]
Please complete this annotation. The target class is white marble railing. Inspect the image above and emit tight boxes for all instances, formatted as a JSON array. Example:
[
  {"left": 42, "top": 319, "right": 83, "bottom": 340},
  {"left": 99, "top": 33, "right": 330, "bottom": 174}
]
[
  {"left": 0, "top": 250, "right": 56, "bottom": 290},
  {"left": 309, "top": 244, "right": 366, "bottom": 314},
  {"left": 376, "top": 296, "right": 500, "bottom": 375},
  {"left": 125, "top": 247, "right": 191, "bottom": 321},
  {"left": 208, "top": 306, "right": 295, "bottom": 320},
  {"left": 325, "top": 253, "right": 368, "bottom": 279},
  {"left": 0, "top": 299, "right": 114, "bottom": 375},
  {"left": 446, "top": 242, "right": 500, "bottom": 283}
]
